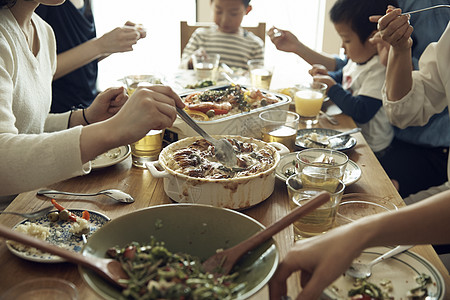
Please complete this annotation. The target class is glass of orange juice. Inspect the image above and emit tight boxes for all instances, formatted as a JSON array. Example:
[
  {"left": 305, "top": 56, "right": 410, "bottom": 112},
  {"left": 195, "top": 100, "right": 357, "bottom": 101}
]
[{"left": 294, "top": 82, "right": 327, "bottom": 126}]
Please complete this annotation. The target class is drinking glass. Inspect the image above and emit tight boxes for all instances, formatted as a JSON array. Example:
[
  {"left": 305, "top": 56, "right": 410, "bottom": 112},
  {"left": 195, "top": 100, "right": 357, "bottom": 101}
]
[
  {"left": 259, "top": 110, "right": 299, "bottom": 151},
  {"left": 192, "top": 53, "right": 220, "bottom": 81},
  {"left": 247, "top": 59, "right": 273, "bottom": 90},
  {"left": 131, "top": 130, "right": 165, "bottom": 168},
  {"left": 294, "top": 82, "right": 327, "bottom": 126},
  {"left": 286, "top": 173, "right": 345, "bottom": 240},
  {"left": 295, "top": 148, "right": 348, "bottom": 191}
]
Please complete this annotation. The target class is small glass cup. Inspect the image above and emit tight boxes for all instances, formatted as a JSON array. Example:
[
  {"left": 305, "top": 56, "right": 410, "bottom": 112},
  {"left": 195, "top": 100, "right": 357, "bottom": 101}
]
[
  {"left": 131, "top": 129, "right": 165, "bottom": 168},
  {"left": 192, "top": 53, "right": 220, "bottom": 81},
  {"left": 295, "top": 148, "right": 348, "bottom": 191},
  {"left": 259, "top": 110, "right": 299, "bottom": 151},
  {"left": 286, "top": 173, "right": 345, "bottom": 240},
  {"left": 122, "top": 74, "right": 162, "bottom": 96},
  {"left": 1, "top": 277, "right": 78, "bottom": 300},
  {"left": 247, "top": 59, "right": 273, "bottom": 90},
  {"left": 294, "top": 82, "right": 327, "bottom": 126}
]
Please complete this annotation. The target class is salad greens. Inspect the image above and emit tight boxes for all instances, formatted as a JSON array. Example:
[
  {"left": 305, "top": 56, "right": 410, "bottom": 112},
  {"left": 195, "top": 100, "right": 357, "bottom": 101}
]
[{"left": 107, "top": 237, "right": 246, "bottom": 300}]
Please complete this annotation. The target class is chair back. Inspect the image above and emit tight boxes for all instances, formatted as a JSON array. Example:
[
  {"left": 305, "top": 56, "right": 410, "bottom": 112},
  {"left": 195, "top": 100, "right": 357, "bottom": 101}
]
[{"left": 180, "top": 21, "right": 266, "bottom": 56}]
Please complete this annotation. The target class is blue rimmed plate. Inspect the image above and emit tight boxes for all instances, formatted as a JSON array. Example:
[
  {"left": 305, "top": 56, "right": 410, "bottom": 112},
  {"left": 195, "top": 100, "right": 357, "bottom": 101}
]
[
  {"left": 6, "top": 209, "right": 110, "bottom": 263},
  {"left": 275, "top": 152, "right": 361, "bottom": 186},
  {"left": 322, "top": 246, "right": 445, "bottom": 299},
  {"left": 296, "top": 128, "right": 357, "bottom": 151}
]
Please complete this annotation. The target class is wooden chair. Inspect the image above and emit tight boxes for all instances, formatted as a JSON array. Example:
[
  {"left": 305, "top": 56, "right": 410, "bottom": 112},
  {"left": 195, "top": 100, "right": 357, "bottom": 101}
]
[{"left": 180, "top": 21, "right": 266, "bottom": 56}]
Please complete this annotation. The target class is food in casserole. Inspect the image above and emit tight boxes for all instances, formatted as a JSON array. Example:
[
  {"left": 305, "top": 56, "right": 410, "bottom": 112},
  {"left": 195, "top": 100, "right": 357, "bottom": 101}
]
[
  {"left": 167, "top": 138, "right": 276, "bottom": 179},
  {"left": 107, "top": 237, "right": 246, "bottom": 300},
  {"left": 182, "top": 85, "right": 280, "bottom": 121}
]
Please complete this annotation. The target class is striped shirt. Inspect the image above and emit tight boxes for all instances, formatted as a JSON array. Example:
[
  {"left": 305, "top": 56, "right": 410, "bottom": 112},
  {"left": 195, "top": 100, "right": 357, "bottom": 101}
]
[{"left": 181, "top": 25, "right": 264, "bottom": 70}]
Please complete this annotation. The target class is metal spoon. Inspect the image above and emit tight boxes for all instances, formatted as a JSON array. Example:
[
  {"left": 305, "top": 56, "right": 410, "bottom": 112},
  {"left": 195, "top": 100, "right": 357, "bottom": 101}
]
[
  {"left": 0, "top": 206, "right": 54, "bottom": 219},
  {"left": 37, "top": 189, "right": 134, "bottom": 204},
  {"left": 346, "top": 245, "right": 413, "bottom": 279},
  {"left": 320, "top": 110, "right": 339, "bottom": 125},
  {"left": 307, "top": 127, "right": 361, "bottom": 147},
  {"left": 402, "top": 4, "right": 450, "bottom": 15},
  {"left": 176, "top": 107, "right": 237, "bottom": 167}
]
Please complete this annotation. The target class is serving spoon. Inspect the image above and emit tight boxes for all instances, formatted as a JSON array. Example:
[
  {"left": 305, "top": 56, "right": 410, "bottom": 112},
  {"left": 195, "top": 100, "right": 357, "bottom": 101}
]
[
  {"left": 202, "top": 191, "right": 330, "bottom": 274},
  {"left": 0, "top": 223, "right": 128, "bottom": 288},
  {"left": 307, "top": 127, "right": 361, "bottom": 147},
  {"left": 402, "top": 4, "right": 450, "bottom": 15},
  {"left": 37, "top": 189, "right": 134, "bottom": 204},
  {"left": 346, "top": 245, "right": 413, "bottom": 279},
  {"left": 176, "top": 107, "right": 238, "bottom": 167}
]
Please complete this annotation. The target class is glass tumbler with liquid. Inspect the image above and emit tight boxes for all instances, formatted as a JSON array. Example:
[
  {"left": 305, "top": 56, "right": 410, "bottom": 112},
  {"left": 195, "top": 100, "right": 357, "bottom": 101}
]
[
  {"left": 294, "top": 82, "right": 327, "bottom": 126},
  {"left": 131, "top": 130, "right": 164, "bottom": 168},
  {"left": 247, "top": 59, "right": 273, "bottom": 90},
  {"left": 286, "top": 173, "right": 345, "bottom": 240},
  {"left": 192, "top": 53, "right": 220, "bottom": 81},
  {"left": 259, "top": 110, "right": 299, "bottom": 151}
]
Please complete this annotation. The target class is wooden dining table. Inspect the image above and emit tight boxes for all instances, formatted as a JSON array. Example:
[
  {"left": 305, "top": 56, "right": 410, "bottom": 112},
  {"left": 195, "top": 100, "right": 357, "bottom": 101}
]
[{"left": 0, "top": 111, "right": 449, "bottom": 299}]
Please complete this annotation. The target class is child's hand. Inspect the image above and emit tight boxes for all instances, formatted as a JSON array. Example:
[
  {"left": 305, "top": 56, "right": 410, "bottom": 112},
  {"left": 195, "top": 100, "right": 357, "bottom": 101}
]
[
  {"left": 268, "top": 27, "right": 301, "bottom": 54},
  {"left": 309, "top": 64, "right": 328, "bottom": 76},
  {"left": 313, "top": 75, "right": 336, "bottom": 92}
]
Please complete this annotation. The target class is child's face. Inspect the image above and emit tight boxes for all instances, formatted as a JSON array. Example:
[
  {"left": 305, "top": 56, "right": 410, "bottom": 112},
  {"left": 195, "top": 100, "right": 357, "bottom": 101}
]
[
  {"left": 334, "top": 22, "right": 377, "bottom": 64},
  {"left": 212, "top": 0, "right": 252, "bottom": 34}
]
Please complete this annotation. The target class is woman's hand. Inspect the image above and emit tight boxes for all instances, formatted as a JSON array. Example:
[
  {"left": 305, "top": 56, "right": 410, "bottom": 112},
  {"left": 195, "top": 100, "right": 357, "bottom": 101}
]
[
  {"left": 106, "top": 85, "right": 185, "bottom": 145},
  {"left": 371, "top": 6, "right": 413, "bottom": 51},
  {"left": 97, "top": 22, "right": 146, "bottom": 54},
  {"left": 84, "top": 87, "right": 128, "bottom": 124},
  {"left": 269, "top": 225, "right": 366, "bottom": 300}
]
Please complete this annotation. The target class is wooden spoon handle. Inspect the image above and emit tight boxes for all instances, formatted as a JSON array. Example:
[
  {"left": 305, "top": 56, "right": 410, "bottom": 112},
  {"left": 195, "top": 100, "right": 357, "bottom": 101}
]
[
  {"left": 233, "top": 191, "right": 330, "bottom": 254},
  {"left": 0, "top": 223, "right": 92, "bottom": 266}
]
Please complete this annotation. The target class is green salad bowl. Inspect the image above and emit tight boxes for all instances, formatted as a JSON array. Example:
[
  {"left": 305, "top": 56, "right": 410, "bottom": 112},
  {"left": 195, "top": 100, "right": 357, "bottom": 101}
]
[{"left": 79, "top": 204, "right": 279, "bottom": 299}]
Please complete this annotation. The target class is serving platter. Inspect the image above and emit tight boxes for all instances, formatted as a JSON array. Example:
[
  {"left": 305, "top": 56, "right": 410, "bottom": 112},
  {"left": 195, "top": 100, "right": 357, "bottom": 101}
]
[
  {"left": 91, "top": 145, "right": 131, "bottom": 169},
  {"left": 275, "top": 152, "right": 361, "bottom": 186},
  {"left": 322, "top": 246, "right": 445, "bottom": 299},
  {"left": 6, "top": 209, "right": 110, "bottom": 263},
  {"left": 295, "top": 128, "right": 357, "bottom": 151}
]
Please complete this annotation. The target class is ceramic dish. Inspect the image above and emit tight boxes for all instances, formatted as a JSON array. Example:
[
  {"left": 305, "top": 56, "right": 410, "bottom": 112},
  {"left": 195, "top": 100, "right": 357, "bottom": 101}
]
[
  {"left": 335, "top": 193, "right": 398, "bottom": 226},
  {"left": 275, "top": 152, "right": 361, "bottom": 186},
  {"left": 322, "top": 246, "right": 445, "bottom": 299},
  {"left": 90, "top": 145, "right": 130, "bottom": 169},
  {"left": 7, "top": 209, "right": 110, "bottom": 263},
  {"left": 79, "top": 204, "right": 278, "bottom": 300},
  {"left": 295, "top": 128, "right": 357, "bottom": 151}
]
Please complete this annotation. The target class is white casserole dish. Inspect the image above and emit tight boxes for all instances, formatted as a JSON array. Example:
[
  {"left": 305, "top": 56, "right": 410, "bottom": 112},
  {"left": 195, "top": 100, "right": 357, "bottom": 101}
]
[
  {"left": 147, "top": 135, "right": 289, "bottom": 210},
  {"left": 164, "top": 85, "right": 292, "bottom": 142}
]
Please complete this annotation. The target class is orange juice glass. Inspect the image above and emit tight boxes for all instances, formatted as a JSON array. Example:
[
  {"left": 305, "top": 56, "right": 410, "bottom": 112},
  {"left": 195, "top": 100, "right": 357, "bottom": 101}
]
[{"left": 294, "top": 82, "right": 327, "bottom": 126}]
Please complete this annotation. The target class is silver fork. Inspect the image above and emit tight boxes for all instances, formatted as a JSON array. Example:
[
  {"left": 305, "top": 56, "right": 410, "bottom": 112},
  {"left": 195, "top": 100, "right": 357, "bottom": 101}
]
[
  {"left": 402, "top": 4, "right": 450, "bottom": 15},
  {"left": 0, "top": 206, "right": 54, "bottom": 219}
]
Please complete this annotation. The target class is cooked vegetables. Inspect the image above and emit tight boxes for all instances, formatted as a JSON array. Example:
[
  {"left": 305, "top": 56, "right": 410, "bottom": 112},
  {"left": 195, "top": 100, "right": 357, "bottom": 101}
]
[{"left": 107, "top": 238, "right": 246, "bottom": 300}]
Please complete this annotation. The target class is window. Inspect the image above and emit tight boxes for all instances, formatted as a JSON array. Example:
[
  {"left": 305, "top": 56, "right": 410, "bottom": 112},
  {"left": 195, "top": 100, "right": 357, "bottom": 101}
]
[{"left": 93, "top": 1, "right": 326, "bottom": 90}]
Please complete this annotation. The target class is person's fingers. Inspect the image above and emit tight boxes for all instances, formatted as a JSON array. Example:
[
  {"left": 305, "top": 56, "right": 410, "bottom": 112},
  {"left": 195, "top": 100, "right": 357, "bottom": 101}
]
[
  {"left": 377, "top": 8, "right": 402, "bottom": 31},
  {"left": 144, "top": 85, "right": 185, "bottom": 108},
  {"left": 369, "top": 14, "right": 382, "bottom": 23},
  {"left": 269, "top": 259, "right": 294, "bottom": 299}
]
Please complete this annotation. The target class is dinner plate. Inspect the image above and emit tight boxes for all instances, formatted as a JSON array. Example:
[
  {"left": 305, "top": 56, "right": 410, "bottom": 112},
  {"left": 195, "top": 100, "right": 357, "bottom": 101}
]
[
  {"left": 295, "top": 128, "right": 357, "bottom": 151},
  {"left": 6, "top": 209, "right": 110, "bottom": 263},
  {"left": 322, "top": 246, "right": 445, "bottom": 299},
  {"left": 90, "top": 145, "right": 130, "bottom": 169},
  {"left": 275, "top": 152, "right": 361, "bottom": 186}
]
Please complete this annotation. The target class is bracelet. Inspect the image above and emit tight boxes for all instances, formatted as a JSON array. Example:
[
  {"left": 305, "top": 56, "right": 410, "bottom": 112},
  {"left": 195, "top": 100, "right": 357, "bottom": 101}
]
[
  {"left": 67, "top": 109, "right": 74, "bottom": 129},
  {"left": 82, "top": 108, "right": 90, "bottom": 125}
]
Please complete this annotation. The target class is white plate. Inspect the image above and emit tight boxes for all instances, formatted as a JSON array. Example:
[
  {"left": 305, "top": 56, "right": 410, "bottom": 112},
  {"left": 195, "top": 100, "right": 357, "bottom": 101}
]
[
  {"left": 91, "top": 145, "right": 130, "bottom": 169},
  {"left": 6, "top": 209, "right": 110, "bottom": 263},
  {"left": 296, "top": 128, "right": 357, "bottom": 151},
  {"left": 275, "top": 152, "right": 362, "bottom": 186},
  {"left": 322, "top": 246, "right": 445, "bottom": 299}
]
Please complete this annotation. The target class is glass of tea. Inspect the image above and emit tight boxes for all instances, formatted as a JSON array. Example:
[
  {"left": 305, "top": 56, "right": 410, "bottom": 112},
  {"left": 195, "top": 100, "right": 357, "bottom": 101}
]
[
  {"left": 192, "top": 53, "right": 220, "bottom": 81},
  {"left": 259, "top": 110, "right": 299, "bottom": 151},
  {"left": 295, "top": 148, "right": 348, "bottom": 191},
  {"left": 286, "top": 173, "right": 345, "bottom": 240},
  {"left": 294, "top": 82, "right": 327, "bottom": 126},
  {"left": 131, "top": 129, "right": 165, "bottom": 168},
  {"left": 247, "top": 59, "right": 273, "bottom": 90}
]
